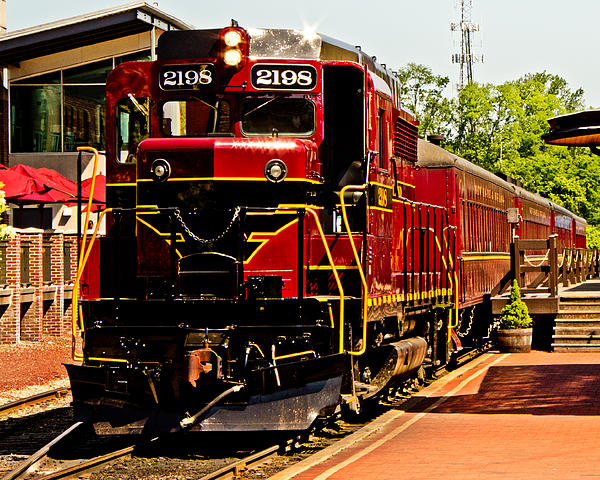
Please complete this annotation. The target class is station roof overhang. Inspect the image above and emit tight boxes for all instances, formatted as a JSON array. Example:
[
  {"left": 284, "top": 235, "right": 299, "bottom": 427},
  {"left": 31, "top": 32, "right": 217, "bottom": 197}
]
[
  {"left": 0, "top": 1, "right": 194, "bottom": 66},
  {"left": 544, "top": 110, "right": 600, "bottom": 147}
]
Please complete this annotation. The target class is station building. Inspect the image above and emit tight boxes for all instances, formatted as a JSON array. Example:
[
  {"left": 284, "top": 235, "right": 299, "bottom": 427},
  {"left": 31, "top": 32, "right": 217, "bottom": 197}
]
[
  {"left": 0, "top": 2, "right": 192, "bottom": 343},
  {"left": 0, "top": 1, "right": 191, "bottom": 230}
]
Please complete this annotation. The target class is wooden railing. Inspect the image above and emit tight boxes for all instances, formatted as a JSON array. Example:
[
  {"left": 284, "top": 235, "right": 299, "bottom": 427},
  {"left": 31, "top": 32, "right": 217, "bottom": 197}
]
[
  {"left": 559, "top": 248, "right": 600, "bottom": 286},
  {"left": 492, "top": 234, "right": 600, "bottom": 297}
]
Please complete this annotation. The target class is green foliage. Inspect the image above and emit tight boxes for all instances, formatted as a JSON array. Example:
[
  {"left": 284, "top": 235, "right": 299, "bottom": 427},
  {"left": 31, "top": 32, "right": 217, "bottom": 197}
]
[
  {"left": 394, "top": 63, "right": 453, "bottom": 139},
  {"left": 392, "top": 65, "right": 600, "bottom": 236},
  {"left": 587, "top": 224, "right": 600, "bottom": 249},
  {"left": 499, "top": 280, "right": 532, "bottom": 329}
]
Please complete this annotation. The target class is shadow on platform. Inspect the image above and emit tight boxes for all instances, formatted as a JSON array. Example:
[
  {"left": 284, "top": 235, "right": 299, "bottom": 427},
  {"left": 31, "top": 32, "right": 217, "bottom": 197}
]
[{"left": 406, "top": 364, "right": 600, "bottom": 416}]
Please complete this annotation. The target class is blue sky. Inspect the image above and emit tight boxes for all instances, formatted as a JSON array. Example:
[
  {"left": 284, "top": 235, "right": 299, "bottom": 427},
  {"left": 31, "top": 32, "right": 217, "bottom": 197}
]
[{"left": 8, "top": 1, "right": 600, "bottom": 107}]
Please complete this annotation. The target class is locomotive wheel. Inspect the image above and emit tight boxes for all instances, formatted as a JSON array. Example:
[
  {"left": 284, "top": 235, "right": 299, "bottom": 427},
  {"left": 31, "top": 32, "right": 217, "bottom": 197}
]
[{"left": 341, "top": 394, "right": 378, "bottom": 422}]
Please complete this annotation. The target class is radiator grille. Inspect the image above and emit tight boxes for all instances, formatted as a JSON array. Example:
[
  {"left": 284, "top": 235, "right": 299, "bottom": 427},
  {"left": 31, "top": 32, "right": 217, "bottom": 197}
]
[{"left": 393, "top": 118, "right": 418, "bottom": 162}]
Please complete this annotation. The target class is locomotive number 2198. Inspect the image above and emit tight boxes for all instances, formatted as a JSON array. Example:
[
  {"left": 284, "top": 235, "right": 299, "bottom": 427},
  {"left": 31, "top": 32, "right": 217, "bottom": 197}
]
[
  {"left": 159, "top": 64, "right": 215, "bottom": 90},
  {"left": 251, "top": 64, "right": 317, "bottom": 90}
]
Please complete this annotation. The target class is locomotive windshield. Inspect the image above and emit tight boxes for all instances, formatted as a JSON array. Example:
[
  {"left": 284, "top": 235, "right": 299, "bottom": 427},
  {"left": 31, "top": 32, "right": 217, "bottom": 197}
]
[
  {"left": 160, "top": 94, "right": 315, "bottom": 138},
  {"left": 161, "top": 97, "right": 232, "bottom": 136},
  {"left": 240, "top": 96, "right": 315, "bottom": 136}
]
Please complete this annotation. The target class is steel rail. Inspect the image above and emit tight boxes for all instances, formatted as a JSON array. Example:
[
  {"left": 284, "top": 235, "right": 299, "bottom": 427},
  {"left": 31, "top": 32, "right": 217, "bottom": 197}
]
[
  {"left": 12, "top": 443, "right": 278, "bottom": 480},
  {"left": 33, "top": 444, "right": 137, "bottom": 480},
  {"left": 199, "top": 445, "right": 279, "bottom": 480},
  {"left": 0, "top": 387, "right": 71, "bottom": 416},
  {"left": 1, "top": 422, "right": 85, "bottom": 480}
]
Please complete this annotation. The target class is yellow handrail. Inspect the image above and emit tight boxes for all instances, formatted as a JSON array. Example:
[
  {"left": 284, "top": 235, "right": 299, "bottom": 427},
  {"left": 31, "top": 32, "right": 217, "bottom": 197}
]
[
  {"left": 442, "top": 225, "right": 459, "bottom": 329},
  {"left": 71, "top": 146, "right": 102, "bottom": 361},
  {"left": 305, "top": 208, "right": 345, "bottom": 354},
  {"left": 339, "top": 184, "right": 368, "bottom": 356},
  {"left": 71, "top": 207, "right": 113, "bottom": 361},
  {"left": 76, "top": 147, "right": 100, "bottom": 275}
]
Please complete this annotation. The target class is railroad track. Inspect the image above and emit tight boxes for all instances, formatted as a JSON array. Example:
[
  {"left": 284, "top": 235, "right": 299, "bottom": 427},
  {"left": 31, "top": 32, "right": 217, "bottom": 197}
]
[
  {"left": 2, "top": 423, "right": 279, "bottom": 480},
  {"left": 0, "top": 350, "right": 488, "bottom": 480},
  {"left": 0, "top": 388, "right": 71, "bottom": 416}
]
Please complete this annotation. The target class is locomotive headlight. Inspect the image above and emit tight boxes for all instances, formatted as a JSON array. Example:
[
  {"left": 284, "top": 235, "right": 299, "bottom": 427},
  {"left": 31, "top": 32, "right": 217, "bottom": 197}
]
[
  {"left": 151, "top": 158, "right": 171, "bottom": 183},
  {"left": 224, "top": 30, "right": 243, "bottom": 47},
  {"left": 223, "top": 48, "right": 243, "bottom": 66},
  {"left": 264, "top": 159, "right": 287, "bottom": 183},
  {"left": 219, "top": 26, "right": 248, "bottom": 69}
]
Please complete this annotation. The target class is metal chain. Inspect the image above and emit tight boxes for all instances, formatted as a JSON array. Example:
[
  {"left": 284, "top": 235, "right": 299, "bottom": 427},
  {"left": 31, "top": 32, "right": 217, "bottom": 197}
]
[
  {"left": 457, "top": 306, "right": 474, "bottom": 338},
  {"left": 173, "top": 207, "right": 241, "bottom": 245},
  {"left": 484, "top": 318, "right": 501, "bottom": 340}
]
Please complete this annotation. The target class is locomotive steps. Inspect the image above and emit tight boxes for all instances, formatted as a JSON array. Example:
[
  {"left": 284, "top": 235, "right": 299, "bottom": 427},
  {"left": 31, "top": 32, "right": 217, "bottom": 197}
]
[{"left": 552, "top": 282, "right": 600, "bottom": 352}]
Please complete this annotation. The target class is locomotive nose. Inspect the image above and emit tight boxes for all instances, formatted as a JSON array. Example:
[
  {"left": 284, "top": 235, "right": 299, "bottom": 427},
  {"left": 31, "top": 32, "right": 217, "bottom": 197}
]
[{"left": 137, "top": 137, "right": 319, "bottom": 184}]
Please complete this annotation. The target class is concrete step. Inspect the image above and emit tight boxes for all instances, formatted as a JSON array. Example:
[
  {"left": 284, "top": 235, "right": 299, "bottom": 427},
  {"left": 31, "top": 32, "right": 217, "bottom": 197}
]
[
  {"left": 555, "top": 319, "right": 600, "bottom": 328},
  {"left": 556, "top": 311, "right": 600, "bottom": 319},
  {"left": 558, "top": 303, "right": 600, "bottom": 312},
  {"left": 552, "top": 344, "right": 600, "bottom": 352},
  {"left": 551, "top": 335, "right": 600, "bottom": 345},
  {"left": 554, "top": 326, "right": 600, "bottom": 336},
  {"left": 560, "top": 290, "right": 600, "bottom": 303}
]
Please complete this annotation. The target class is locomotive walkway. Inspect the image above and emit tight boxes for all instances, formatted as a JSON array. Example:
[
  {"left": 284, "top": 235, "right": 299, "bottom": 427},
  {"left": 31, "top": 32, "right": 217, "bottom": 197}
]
[{"left": 270, "top": 351, "right": 600, "bottom": 480}]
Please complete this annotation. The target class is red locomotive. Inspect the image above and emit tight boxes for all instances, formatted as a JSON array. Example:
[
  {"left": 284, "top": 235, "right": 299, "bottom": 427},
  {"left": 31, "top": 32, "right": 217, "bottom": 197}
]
[{"left": 65, "top": 24, "right": 585, "bottom": 433}]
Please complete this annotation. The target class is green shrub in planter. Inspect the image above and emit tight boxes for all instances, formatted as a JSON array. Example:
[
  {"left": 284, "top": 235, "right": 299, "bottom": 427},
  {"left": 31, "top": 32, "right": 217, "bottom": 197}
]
[{"left": 499, "top": 279, "right": 532, "bottom": 329}]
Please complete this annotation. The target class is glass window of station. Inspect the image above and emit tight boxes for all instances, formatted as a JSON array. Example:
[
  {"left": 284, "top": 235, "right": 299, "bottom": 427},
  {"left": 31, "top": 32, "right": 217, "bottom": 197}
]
[{"left": 10, "top": 50, "right": 151, "bottom": 153}]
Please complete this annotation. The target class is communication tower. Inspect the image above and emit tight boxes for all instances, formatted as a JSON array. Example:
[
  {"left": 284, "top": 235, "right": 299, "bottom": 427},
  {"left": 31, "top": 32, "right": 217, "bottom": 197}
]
[{"left": 451, "top": 0, "right": 483, "bottom": 90}]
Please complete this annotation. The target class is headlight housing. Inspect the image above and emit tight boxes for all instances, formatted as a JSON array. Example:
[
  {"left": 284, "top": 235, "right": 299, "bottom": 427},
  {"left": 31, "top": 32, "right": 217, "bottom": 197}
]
[
  {"left": 151, "top": 158, "right": 171, "bottom": 183},
  {"left": 264, "top": 159, "right": 287, "bottom": 183}
]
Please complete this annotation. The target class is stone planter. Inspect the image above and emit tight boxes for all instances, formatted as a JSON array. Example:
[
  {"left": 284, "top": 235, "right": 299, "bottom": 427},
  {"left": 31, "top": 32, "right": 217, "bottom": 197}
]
[{"left": 497, "top": 328, "right": 532, "bottom": 353}]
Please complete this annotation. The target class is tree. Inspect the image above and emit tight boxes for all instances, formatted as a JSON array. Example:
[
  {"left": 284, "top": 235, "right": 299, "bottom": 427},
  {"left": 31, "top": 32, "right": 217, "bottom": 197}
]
[
  {"left": 499, "top": 279, "right": 532, "bottom": 329},
  {"left": 394, "top": 63, "right": 453, "bottom": 138},
  {"left": 394, "top": 64, "right": 600, "bottom": 244}
]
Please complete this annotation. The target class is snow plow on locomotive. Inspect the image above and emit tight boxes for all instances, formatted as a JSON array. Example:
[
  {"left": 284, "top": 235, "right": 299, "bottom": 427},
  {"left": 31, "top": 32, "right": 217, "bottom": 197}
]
[{"left": 65, "top": 24, "right": 584, "bottom": 434}]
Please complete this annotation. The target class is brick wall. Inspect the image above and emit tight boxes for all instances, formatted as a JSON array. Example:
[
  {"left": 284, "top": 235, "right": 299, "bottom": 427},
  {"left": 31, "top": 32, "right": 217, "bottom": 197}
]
[
  {"left": 0, "top": 232, "right": 80, "bottom": 345},
  {"left": 0, "top": 235, "right": 19, "bottom": 343},
  {"left": 43, "top": 233, "right": 64, "bottom": 336},
  {"left": 63, "top": 235, "right": 78, "bottom": 335}
]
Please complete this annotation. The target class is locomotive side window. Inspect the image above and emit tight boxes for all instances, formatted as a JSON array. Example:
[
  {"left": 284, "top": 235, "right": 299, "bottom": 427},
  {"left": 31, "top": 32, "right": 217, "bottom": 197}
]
[
  {"left": 161, "top": 97, "right": 231, "bottom": 136},
  {"left": 116, "top": 96, "right": 150, "bottom": 163},
  {"left": 240, "top": 96, "right": 315, "bottom": 137}
]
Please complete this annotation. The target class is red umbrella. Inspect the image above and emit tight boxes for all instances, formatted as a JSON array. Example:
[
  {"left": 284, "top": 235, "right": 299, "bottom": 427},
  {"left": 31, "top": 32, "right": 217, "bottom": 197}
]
[
  {"left": 1, "top": 164, "right": 105, "bottom": 209},
  {"left": 64, "top": 175, "right": 106, "bottom": 211},
  {"left": 81, "top": 175, "right": 105, "bottom": 204},
  {"left": 8, "top": 164, "right": 78, "bottom": 203},
  {"left": 0, "top": 165, "right": 37, "bottom": 198}
]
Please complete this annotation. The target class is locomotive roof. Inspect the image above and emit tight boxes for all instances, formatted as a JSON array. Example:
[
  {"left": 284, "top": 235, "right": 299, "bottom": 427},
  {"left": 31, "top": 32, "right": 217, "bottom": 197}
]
[
  {"left": 249, "top": 28, "right": 401, "bottom": 102},
  {"left": 158, "top": 27, "right": 402, "bottom": 105}
]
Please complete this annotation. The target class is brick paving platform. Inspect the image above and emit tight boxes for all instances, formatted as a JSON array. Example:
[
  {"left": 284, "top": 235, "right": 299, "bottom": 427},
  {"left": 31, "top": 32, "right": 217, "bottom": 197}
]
[{"left": 271, "top": 351, "right": 600, "bottom": 480}]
